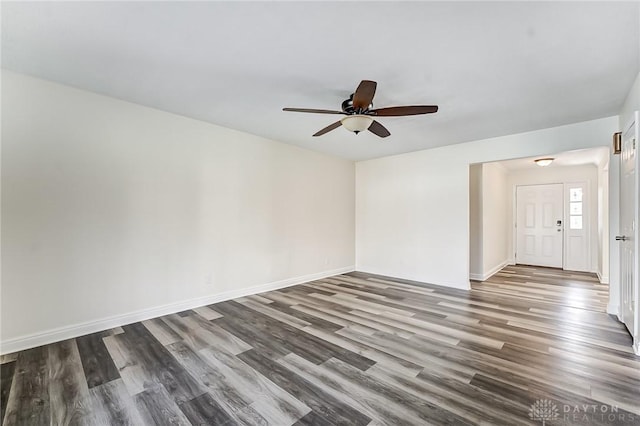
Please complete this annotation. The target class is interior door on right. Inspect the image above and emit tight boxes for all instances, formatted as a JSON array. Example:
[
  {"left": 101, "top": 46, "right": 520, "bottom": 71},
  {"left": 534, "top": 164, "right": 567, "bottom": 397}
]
[
  {"left": 516, "top": 184, "right": 564, "bottom": 268},
  {"left": 620, "top": 119, "right": 637, "bottom": 338}
]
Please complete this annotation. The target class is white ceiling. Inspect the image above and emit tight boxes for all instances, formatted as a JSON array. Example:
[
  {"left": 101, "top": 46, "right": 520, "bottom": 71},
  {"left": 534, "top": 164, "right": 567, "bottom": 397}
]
[
  {"left": 2, "top": 2, "right": 638, "bottom": 161},
  {"left": 495, "top": 146, "right": 610, "bottom": 171}
]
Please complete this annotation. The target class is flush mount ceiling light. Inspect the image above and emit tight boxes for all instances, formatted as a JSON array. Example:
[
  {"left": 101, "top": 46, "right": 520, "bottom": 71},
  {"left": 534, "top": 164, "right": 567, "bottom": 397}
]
[
  {"left": 340, "top": 115, "right": 374, "bottom": 134},
  {"left": 535, "top": 158, "right": 554, "bottom": 167}
]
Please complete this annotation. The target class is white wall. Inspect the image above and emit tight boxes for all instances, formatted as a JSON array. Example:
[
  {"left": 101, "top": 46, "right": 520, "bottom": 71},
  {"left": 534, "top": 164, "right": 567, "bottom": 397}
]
[
  {"left": 481, "top": 163, "right": 509, "bottom": 277},
  {"left": 620, "top": 72, "right": 640, "bottom": 131},
  {"left": 356, "top": 116, "right": 618, "bottom": 290},
  {"left": 469, "top": 162, "right": 509, "bottom": 281},
  {"left": 1, "top": 71, "right": 356, "bottom": 353},
  {"left": 506, "top": 165, "right": 599, "bottom": 272},
  {"left": 597, "top": 161, "right": 610, "bottom": 284},
  {"left": 468, "top": 164, "right": 483, "bottom": 277},
  {"left": 609, "top": 155, "right": 621, "bottom": 315}
]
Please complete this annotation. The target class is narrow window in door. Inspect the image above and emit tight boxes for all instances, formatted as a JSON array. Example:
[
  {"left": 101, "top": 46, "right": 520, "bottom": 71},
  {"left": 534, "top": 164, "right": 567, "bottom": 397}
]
[{"left": 569, "top": 187, "right": 583, "bottom": 230}]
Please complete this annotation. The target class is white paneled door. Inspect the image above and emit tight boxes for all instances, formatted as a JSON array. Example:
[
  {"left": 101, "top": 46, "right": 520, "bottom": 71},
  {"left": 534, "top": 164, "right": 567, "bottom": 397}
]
[
  {"left": 516, "top": 184, "right": 564, "bottom": 268},
  {"left": 619, "top": 116, "right": 637, "bottom": 341}
]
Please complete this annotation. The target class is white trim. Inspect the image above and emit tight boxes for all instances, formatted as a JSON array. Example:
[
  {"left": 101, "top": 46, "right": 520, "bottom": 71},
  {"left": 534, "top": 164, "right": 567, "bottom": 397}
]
[
  {"left": 633, "top": 338, "right": 640, "bottom": 356},
  {"left": 356, "top": 266, "right": 470, "bottom": 290},
  {"left": 512, "top": 185, "right": 518, "bottom": 265},
  {"left": 469, "top": 260, "right": 509, "bottom": 281},
  {"left": 607, "top": 302, "right": 619, "bottom": 316},
  {"left": 596, "top": 271, "right": 609, "bottom": 284},
  {"left": 0, "top": 266, "right": 354, "bottom": 355}
]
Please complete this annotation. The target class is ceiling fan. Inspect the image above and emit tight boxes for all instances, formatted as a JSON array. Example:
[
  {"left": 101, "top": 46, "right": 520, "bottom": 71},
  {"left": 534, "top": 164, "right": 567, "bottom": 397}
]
[{"left": 283, "top": 80, "right": 438, "bottom": 138}]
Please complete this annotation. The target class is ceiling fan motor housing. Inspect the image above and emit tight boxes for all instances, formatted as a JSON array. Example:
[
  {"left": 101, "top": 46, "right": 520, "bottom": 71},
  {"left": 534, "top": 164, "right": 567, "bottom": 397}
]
[{"left": 341, "top": 94, "right": 373, "bottom": 114}]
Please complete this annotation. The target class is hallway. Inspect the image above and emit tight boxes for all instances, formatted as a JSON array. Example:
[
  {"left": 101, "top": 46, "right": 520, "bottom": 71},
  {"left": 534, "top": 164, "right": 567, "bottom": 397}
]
[{"left": 472, "top": 265, "right": 609, "bottom": 312}]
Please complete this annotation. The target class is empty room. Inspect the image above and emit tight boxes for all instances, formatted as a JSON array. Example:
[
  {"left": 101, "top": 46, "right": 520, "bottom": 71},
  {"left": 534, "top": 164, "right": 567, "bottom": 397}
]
[{"left": 1, "top": 2, "right": 639, "bottom": 425}]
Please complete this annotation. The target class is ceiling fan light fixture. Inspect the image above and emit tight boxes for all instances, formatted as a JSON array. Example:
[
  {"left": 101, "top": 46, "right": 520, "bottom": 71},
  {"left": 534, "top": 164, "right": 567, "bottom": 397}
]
[
  {"left": 535, "top": 158, "right": 554, "bottom": 167},
  {"left": 283, "top": 80, "right": 438, "bottom": 138},
  {"left": 341, "top": 115, "right": 373, "bottom": 134}
]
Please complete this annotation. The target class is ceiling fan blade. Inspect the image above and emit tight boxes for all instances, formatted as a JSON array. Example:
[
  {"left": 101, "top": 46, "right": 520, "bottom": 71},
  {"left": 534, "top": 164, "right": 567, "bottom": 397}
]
[
  {"left": 370, "top": 105, "right": 438, "bottom": 116},
  {"left": 313, "top": 121, "right": 342, "bottom": 137},
  {"left": 352, "top": 80, "right": 377, "bottom": 110},
  {"left": 368, "top": 120, "right": 391, "bottom": 138},
  {"left": 283, "top": 108, "right": 345, "bottom": 115}
]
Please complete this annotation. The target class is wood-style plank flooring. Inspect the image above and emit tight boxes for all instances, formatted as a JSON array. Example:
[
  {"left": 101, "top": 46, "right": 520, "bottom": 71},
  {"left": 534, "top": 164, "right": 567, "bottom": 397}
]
[
  {"left": 2, "top": 266, "right": 639, "bottom": 425},
  {"left": 473, "top": 264, "right": 610, "bottom": 313}
]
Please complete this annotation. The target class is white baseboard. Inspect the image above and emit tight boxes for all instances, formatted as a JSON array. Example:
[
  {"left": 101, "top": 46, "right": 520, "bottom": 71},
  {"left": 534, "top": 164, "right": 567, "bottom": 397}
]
[
  {"left": 633, "top": 338, "right": 640, "bottom": 356},
  {"left": 469, "top": 260, "right": 509, "bottom": 281},
  {"left": 607, "top": 302, "right": 619, "bottom": 316},
  {"left": 596, "top": 271, "right": 610, "bottom": 284},
  {"left": 0, "top": 266, "right": 354, "bottom": 355},
  {"left": 355, "top": 266, "right": 470, "bottom": 290}
]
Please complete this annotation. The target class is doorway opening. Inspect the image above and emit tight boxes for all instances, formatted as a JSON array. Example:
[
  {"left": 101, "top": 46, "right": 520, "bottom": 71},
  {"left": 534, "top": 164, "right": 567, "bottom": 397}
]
[{"left": 469, "top": 147, "right": 610, "bottom": 285}]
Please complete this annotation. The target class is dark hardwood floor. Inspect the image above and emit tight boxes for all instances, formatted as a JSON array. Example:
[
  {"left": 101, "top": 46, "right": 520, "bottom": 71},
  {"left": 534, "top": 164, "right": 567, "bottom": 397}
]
[{"left": 2, "top": 266, "right": 639, "bottom": 425}]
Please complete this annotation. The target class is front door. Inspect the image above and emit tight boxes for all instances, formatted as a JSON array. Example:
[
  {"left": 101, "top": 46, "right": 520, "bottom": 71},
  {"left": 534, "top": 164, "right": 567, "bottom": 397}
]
[
  {"left": 619, "top": 117, "right": 637, "bottom": 339},
  {"left": 516, "top": 184, "right": 564, "bottom": 268}
]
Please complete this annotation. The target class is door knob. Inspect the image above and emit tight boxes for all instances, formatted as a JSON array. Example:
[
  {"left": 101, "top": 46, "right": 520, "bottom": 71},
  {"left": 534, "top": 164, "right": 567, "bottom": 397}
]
[{"left": 615, "top": 236, "right": 628, "bottom": 241}]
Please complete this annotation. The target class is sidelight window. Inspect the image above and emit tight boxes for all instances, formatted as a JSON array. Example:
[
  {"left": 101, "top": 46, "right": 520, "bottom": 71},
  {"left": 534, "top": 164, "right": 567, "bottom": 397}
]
[{"left": 569, "top": 187, "right": 583, "bottom": 229}]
